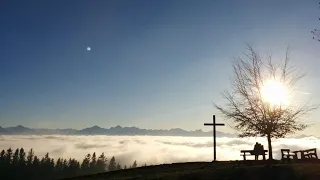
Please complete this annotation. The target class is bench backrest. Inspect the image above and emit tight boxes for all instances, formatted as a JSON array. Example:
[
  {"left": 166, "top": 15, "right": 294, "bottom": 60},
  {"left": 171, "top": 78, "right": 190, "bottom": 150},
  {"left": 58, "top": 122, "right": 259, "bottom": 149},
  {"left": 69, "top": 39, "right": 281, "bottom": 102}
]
[
  {"left": 303, "top": 148, "right": 316, "bottom": 153},
  {"left": 281, "top": 149, "right": 290, "bottom": 154}
]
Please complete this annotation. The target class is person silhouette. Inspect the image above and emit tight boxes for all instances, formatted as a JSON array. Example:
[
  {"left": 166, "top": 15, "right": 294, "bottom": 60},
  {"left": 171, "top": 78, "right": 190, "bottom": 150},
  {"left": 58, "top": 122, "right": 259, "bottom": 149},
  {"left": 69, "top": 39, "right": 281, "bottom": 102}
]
[
  {"left": 253, "top": 142, "right": 260, "bottom": 160},
  {"left": 260, "top": 144, "right": 264, "bottom": 160}
]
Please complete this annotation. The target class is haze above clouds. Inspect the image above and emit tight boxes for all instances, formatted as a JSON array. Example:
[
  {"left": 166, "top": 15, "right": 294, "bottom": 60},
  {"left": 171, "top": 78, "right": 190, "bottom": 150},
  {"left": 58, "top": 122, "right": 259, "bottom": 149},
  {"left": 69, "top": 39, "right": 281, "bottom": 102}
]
[{"left": 0, "top": 135, "right": 319, "bottom": 166}]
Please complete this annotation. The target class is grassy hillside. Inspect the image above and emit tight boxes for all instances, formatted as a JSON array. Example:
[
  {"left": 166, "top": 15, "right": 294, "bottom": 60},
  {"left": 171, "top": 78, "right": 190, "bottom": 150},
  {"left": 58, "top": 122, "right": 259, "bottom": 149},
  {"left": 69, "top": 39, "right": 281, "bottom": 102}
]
[{"left": 63, "top": 161, "right": 320, "bottom": 180}]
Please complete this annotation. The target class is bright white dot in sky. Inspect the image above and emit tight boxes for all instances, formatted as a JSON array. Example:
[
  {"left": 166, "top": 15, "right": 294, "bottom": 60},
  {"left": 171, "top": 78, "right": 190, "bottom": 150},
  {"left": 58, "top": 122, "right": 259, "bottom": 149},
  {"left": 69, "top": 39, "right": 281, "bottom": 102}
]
[{"left": 87, "top": 47, "right": 91, "bottom": 51}]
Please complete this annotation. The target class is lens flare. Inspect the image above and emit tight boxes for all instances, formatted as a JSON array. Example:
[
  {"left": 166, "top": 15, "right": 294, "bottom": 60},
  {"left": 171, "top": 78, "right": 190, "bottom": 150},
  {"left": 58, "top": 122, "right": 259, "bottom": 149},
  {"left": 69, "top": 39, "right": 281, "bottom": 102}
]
[{"left": 261, "top": 80, "right": 289, "bottom": 106}]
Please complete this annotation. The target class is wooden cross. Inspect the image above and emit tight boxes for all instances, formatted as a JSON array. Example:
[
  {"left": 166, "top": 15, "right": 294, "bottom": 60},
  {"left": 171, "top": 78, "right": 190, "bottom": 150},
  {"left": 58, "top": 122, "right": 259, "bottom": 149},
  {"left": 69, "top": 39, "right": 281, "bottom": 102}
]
[{"left": 204, "top": 115, "right": 225, "bottom": 161}]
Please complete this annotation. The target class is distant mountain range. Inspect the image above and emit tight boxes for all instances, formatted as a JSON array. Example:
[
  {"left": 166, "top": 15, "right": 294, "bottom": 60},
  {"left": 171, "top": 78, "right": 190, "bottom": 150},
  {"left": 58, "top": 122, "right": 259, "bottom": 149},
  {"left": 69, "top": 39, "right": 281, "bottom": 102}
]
[
  {"left": 0, "top": 125, "right": 236, "bottom": 137},
  {"left": 0, "top": 125, "right": 317, "bottom": 138}
]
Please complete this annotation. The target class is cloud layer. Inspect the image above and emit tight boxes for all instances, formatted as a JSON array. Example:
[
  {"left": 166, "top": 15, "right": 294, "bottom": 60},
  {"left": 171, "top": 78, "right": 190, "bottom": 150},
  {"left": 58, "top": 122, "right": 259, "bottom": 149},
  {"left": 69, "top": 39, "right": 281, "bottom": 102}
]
[{"left": 0, "top": 135, "right": 319, "bottom": 166}]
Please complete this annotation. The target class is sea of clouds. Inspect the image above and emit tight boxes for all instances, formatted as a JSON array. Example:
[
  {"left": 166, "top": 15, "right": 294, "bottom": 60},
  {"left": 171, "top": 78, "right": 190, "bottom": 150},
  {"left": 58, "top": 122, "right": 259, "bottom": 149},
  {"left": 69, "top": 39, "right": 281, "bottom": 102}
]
[{"left": 0, "top": 135, "right": 319, "bottom": 166}]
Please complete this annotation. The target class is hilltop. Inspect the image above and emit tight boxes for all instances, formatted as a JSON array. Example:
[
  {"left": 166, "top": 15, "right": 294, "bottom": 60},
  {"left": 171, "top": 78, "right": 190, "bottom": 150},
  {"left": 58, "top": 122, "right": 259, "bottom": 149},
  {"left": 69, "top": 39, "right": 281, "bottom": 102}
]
[{"left": 64, "top": 161, "right": 320, "bottom": 180}]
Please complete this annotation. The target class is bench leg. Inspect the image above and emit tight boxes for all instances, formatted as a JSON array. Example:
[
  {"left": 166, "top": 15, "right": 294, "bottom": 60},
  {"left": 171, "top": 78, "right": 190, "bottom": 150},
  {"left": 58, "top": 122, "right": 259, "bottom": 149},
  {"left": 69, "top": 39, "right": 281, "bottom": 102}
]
[
  {"left": 263, "top": 154, "right": 265, "bottom": 160},
  {"left": 243, "top": 155, "right": 246, "bottom": 161}
]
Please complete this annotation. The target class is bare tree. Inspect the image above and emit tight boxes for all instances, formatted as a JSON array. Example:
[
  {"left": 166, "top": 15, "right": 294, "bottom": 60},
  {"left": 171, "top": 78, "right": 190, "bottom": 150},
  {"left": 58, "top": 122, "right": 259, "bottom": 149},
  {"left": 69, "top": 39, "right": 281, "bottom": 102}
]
[
  {"left": 311, "top": 1, "right": 320, "bottom": 41},
  {"left": 215, "top": 45, "right": 317, "bottom": 160}
]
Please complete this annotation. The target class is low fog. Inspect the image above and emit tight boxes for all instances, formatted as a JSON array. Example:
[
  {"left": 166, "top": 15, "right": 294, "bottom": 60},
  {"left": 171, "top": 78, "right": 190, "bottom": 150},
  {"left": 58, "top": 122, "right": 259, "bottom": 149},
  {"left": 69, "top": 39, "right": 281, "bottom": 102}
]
[{"left": 0, "top": 135, "right": 319, "bottom": 166}]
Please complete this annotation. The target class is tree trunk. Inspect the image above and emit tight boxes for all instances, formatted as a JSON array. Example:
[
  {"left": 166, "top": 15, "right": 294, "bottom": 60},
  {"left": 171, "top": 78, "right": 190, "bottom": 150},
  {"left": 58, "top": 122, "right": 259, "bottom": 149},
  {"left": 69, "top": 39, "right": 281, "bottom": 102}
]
[{"left": 267, "top": 134, "right": 273, "bottom": 161}]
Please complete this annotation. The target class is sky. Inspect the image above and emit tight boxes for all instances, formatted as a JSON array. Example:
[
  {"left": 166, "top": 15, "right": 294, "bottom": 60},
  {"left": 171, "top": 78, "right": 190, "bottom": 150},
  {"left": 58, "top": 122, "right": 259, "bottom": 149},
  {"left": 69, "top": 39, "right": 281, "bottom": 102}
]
[{"left": 1, "top": 0, "right": 320, "bottom": 135}]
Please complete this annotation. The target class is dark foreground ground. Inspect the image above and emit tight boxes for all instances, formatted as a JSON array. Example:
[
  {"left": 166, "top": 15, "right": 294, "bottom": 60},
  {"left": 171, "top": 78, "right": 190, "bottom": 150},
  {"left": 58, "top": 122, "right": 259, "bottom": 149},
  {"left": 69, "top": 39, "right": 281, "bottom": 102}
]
[{"left": 63, "top": 160, "right": 320, "bottom": 180}]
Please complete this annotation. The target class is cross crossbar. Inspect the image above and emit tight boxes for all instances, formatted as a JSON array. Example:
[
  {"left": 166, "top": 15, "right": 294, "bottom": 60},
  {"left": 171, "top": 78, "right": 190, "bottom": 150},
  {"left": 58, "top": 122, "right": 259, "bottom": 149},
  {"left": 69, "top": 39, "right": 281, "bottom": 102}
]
[{"left": 204, "top": 123, "right": 225, "bottom": 126}]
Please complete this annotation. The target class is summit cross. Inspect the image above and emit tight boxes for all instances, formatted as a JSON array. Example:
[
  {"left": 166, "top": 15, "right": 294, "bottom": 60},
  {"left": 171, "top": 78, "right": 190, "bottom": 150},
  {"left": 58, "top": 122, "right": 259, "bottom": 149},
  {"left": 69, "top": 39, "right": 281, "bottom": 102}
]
[{"left": 204, "top": 115, "right": 225, "bottom": 161}]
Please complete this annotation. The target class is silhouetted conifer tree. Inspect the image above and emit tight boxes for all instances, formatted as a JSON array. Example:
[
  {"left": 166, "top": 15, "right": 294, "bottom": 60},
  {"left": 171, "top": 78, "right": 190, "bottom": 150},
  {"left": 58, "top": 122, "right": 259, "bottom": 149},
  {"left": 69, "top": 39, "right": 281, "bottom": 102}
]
[
  {"left": 1, "top": 148, "right": 13, "bottom": 179},
  {"left": 108, "top": 156, "right": 116, "bottom": 171},
  {"left": 81, "top": 153, "right": 91, "bottom": 175},
  {"left": 33, "top": 155, "right": 40, "bottom": 167},
  {"left": 11, "top": 148, "right": 21, "bottom": 179},
  {"left": 26, "top": 149, "right": 34, "bottom": 166},
  {"left": 0, "top": 149, "right": 5, "bottom": 160},
  {"left": 56, "top": 158, "right": 62, "bottom": 171},
  {"left": 0, "top": 149, "right": 5, "bottom": 166},
  {"left": 116, "top": 162, "right": 122, "bottom": 170},
  {"left": 5, "top": 148, "right": 12, "bottom": 163},
  {"left": 90, "top": 152, "right": 97, "bottom": 173},
  {"left": 62, "top": 158, "right": 68, "bottom": 171},
  {"left": 39, "top": 153, "right": 55, "bottom": 179},
  {"left": 32, "top": 155, "right": 41, "bottom": 180},
  {"left": 16, "top": 148, "right": 26, "bottom": 179},
  {"left": 19, "top": 148, "right": 26, "bottom": 166},
  {"left": 132, "top": 160, "right": 137, "bottom": 168},
  {"left": 12, "top": 148, "right": 20, "bottom": 166},
  {"left": 96, "top": 153, "right": 107, "bottom": 173},
  {"left": 25, "top": 149, "right": 34, "bottom": 180},
  {"left": 55, "top": 158, "right": 64, "bottom": 179},
  {"left": 67, "top": 158, "right": 80, "bottom": 178},
  {"left": 0, "top": 149, "right": 7, "bottom": 179}
]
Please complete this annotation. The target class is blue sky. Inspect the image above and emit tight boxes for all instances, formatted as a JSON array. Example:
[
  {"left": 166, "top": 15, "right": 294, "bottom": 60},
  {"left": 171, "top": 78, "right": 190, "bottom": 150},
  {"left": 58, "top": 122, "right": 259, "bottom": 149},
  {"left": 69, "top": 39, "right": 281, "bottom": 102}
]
[{"left": 1, "top": 0, "right": 320, "bottom": 135}]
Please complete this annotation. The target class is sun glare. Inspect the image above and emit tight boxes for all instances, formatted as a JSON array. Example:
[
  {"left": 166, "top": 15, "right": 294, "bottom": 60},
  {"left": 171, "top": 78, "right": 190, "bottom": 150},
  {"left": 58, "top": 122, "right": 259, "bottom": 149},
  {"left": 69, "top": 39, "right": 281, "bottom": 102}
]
[{"left": 261, "top": 80, "right": 289, "bottom": 106}]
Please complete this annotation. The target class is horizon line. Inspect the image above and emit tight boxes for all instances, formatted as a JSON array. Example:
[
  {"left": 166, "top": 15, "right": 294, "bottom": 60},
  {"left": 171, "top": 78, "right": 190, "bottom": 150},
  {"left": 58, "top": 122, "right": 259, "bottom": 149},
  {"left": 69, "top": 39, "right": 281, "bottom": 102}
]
[{"left": 0, "top": 124, "right": 228, "bottom": 132}]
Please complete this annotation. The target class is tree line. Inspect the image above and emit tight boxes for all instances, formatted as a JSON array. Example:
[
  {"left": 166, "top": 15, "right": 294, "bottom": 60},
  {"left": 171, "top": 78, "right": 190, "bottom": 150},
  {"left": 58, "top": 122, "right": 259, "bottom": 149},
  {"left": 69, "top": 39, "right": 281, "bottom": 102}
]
[{"left": 0, "top": 147, "right": 139, "bottom": 180}]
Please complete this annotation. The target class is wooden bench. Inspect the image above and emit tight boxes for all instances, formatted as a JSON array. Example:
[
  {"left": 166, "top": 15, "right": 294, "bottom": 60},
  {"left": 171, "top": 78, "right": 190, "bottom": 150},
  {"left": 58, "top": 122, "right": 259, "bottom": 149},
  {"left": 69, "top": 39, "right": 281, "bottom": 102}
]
[
  {"left": 281, "top": 149, "right": 298, "bottom": 161},
  {"left": 293, "top": 148, "right": 318, "bottom": 160},
  {"left": 240, "top": 150, "right": 268, "bottom": 160}
]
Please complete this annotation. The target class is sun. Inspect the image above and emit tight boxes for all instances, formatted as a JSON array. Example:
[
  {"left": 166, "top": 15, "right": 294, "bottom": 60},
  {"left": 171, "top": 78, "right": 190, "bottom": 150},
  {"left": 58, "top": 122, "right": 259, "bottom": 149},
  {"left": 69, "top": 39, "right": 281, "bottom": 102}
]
[{"left": 261, "top": 79, "right": 289, "bottom": 106}]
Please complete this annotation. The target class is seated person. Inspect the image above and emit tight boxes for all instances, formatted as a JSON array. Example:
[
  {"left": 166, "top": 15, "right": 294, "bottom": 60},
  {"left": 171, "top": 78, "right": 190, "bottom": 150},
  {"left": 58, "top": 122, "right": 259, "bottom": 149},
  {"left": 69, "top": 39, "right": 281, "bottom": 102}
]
[{"left": 253, "top": 142, "right": 264, "bottom": 160}]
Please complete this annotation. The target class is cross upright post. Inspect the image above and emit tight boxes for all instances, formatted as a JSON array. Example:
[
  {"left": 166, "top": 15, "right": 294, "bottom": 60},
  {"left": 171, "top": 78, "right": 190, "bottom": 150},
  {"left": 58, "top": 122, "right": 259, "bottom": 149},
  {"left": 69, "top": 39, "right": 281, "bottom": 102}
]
[{"left": 204, "top": 115, "right": 225, "bottom": 161}]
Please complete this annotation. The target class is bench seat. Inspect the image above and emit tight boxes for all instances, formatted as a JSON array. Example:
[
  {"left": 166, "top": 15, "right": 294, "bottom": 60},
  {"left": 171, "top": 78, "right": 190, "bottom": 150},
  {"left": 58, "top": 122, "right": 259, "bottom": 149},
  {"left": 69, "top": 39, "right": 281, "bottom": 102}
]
[{"left": 240, "top": 150, "right": 268, "bottom": 160}]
